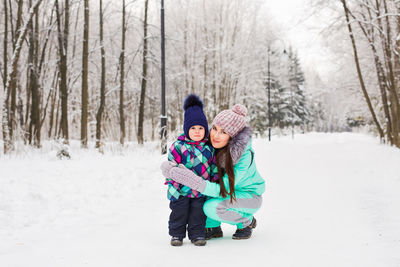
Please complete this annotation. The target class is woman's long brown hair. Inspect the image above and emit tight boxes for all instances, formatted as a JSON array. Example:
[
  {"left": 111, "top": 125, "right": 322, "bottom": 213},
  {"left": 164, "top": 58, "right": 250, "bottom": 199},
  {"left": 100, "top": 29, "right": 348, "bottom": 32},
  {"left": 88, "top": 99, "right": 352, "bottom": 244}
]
[{"left": 216, "top": 144, "right": 236, "bottom": 203}]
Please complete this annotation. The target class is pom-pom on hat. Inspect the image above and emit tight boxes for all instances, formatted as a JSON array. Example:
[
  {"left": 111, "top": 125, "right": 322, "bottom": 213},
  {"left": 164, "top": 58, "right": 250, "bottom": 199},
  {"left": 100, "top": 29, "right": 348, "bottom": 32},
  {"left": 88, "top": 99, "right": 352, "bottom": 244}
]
[
  {"left": 212, "top": 104, "right": 247, "bottom": 137},
  {"left": 183, "top": 94, "right": 209, "bottom": 139}
]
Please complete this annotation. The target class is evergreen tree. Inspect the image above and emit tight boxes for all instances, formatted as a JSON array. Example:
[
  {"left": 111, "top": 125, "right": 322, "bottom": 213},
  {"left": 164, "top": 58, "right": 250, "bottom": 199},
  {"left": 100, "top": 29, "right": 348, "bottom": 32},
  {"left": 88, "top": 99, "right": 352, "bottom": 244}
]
[
  {"left": 248, "top": 100, "right": 268, "bottom": 137},
  {"left": 269, "top": 77, "right": 288, "bottom": 128},
  {"left": 309, "top": 100, "right": 326, "bottom": 131},
  {"left": 249, "top": 65, "right": 286, "bottom": 135},
  {"left": 287, "top": 48, "right": 310, "bottom": 127}
]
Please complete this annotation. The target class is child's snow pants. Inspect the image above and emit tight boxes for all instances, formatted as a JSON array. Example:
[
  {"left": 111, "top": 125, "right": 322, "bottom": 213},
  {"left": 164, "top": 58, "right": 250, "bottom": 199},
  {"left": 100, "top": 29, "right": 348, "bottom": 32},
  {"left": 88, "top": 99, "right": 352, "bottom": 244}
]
[{"left": 168, "top": 196, "right": 206, "bottom": 239}]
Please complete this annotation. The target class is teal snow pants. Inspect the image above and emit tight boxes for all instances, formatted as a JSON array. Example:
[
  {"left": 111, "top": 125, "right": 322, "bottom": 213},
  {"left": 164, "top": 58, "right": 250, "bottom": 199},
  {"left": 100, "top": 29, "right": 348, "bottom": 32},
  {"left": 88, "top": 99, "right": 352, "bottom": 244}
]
[{"left": 203, "top": 191, "right": 262, "bottom": 229}]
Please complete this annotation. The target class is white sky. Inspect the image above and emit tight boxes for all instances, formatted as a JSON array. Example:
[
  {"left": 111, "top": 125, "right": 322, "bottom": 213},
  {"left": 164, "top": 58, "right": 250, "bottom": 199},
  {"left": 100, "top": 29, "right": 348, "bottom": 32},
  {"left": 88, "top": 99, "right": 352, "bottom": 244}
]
[{"left": 262, "top": 0, "right": 336, "bottom": 81}]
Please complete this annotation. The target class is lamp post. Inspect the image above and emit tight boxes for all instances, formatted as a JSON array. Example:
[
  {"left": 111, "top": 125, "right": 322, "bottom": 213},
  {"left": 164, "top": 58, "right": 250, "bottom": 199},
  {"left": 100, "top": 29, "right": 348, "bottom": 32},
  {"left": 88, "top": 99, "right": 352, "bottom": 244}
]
[
  {"left": 290, "top": 81, "right": 294, "bottom": 139},
  {"left": 288, "top": 51, "right": 295, "bottom": 139},
  {"left": 267, "top": 45, "right": 271, "bottom": 141},
  {"left": 160, "top": 0, "right": 167, "bottom": 154}
]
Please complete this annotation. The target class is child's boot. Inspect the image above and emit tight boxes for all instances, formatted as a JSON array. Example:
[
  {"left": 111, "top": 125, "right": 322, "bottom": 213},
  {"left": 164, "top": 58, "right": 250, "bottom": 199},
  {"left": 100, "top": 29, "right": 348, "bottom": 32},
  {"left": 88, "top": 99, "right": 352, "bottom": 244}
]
[
  {"left": 170, "top": 236, "right": 183, "bottom": 246},
  {"left": 191, "top": 237, "right": 206, "bottom": 246}
]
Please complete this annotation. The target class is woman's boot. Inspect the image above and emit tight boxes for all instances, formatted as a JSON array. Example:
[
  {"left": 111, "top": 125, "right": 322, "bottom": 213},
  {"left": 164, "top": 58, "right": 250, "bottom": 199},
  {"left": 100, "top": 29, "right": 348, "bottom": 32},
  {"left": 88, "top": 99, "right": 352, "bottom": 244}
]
[
  {"left": 232, "top": 217, "right": 257, "bottom": 240},
  {"left": 205, "top": 226, "right": 223, "bottom": 240}
]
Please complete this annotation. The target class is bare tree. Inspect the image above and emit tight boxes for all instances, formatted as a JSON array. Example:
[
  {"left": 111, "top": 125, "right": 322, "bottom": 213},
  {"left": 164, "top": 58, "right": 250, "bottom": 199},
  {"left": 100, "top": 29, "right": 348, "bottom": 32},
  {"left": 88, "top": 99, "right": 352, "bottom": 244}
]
[
  {"left": 342, "top": 0, "right": 400, "bottom": 147},
  {"left": 137, "top": 0, "right": 149, "bottom": 144},
  {"left": 340, "top": 0, "right": 384, "bottom": 141},
  {"left": 81, "top": 0, "right": 89, "bottom": 148},
  {"left": 95, "top": 0, "right": 106, "bottom": 149},
  {"left": 2, "top": 0, "right": 44, "bottom": 154},
  {"left": 379, "top": 0, "right": 400, "bottom": 146},
  {"left": 27, "top": 0, "right": 41, "bottom": 147},
  {"left": 55, "top": 0, "right": 70, "bottom": 143},
  {"left": 2, "top": 0, "right": 8, "bottom": 91},
  {"left": 8, "top": 0, "right": 24, "bottom": 140},
  {"left": 394, "top": 2, "right": 400, "bottom": 146},
  {"left": 0, "top": 0, "right": 363, "bottom": 149},
  {"left": 348, "top": 2, "right": 394, "bottom": 144},
  {"left": 119, "top": 0, "right": 126, "bottom": 145}
]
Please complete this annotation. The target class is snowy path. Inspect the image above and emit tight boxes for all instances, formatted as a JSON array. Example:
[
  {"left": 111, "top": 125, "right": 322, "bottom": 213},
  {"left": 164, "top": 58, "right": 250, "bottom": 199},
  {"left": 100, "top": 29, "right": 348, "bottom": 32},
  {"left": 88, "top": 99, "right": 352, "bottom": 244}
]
[{"left": 1, "top": 133, "right": 400, "bottom": 267}]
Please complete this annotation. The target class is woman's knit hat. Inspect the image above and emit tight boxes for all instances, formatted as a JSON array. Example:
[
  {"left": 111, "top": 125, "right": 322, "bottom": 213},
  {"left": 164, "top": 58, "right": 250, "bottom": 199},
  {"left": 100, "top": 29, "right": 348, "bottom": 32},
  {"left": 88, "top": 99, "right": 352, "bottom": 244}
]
[
  {"left": 183, "top": 94, "right": 209, "bottom": 139},
  {"left": 212, "top": 104, "right": 247, "bottom": 137}
]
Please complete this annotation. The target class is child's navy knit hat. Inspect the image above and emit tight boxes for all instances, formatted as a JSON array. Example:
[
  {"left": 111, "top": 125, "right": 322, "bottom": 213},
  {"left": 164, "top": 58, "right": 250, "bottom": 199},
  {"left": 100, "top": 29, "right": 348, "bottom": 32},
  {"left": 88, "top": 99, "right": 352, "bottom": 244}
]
[{"left": 183, "top": 94, "right": 209, "bottom": 139}]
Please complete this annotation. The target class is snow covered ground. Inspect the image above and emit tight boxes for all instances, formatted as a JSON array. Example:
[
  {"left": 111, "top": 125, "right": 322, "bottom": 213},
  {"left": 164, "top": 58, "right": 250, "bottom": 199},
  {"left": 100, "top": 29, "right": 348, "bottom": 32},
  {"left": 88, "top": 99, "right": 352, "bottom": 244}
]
[{"left": 1, "top": 133, "right": 400, "bottom": 267}]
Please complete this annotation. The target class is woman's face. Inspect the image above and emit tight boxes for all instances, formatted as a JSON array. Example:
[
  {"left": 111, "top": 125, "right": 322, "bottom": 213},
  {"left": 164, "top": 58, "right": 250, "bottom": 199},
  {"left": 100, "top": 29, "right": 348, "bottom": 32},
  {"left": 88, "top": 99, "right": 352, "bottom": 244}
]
[{"left": 210, "top": 124, "right": 230, "bottom": 149}]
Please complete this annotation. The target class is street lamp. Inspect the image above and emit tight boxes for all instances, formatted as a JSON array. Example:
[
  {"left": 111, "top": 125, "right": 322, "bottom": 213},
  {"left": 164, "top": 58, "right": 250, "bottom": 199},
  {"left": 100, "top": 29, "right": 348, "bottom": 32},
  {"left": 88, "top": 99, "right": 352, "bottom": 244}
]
[
  {"left": 290, "top": 79, "right": 295, "bottom": 139},
  {"left": 160, "top": 0, "right": 167, "bottom": 154},
  {"left": 267, "top": 45, "right": 271, "bottom": 141},
  {"left": 288, "top": 51, "right": 295, "bottom": 140}
]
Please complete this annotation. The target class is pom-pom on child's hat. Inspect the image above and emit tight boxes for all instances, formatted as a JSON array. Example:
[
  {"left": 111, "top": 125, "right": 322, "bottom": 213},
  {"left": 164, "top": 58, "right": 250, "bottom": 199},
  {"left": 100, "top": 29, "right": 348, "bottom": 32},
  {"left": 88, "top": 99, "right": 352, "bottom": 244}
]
[
  {"left": 183, "top": 94, "right": 209, "bottom": 139},
  {"left": 212, "top": 104, "right": 247, "bottom": 137}
]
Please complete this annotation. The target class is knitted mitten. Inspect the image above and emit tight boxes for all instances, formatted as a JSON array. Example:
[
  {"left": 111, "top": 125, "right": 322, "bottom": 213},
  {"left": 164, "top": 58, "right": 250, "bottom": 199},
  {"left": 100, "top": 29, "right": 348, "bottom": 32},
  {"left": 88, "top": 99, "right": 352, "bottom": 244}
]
[
  {"left": 169, "top": 165, "right": 207, "bottom": 193},
  {"left": 160, "top": 161, "right": 176, "bottom": 178}
]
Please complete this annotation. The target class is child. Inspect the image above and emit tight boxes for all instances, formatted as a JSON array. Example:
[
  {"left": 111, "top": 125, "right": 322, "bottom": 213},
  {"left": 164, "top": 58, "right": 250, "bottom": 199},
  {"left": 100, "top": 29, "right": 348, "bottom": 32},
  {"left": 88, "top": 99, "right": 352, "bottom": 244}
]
[{"left": 165, "top": 94, "right": 218, "bottom": 246}]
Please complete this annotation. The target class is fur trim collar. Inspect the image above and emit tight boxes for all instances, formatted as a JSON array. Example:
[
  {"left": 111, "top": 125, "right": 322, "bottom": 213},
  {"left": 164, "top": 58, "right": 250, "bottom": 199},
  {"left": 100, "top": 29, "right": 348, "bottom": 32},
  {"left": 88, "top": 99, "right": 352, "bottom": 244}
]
[
  {"left": 218, "top": 126, "right": 252, "bottom": 167},
  {"left": 230, "top": 126, "right": 252, "bottom": 164}
]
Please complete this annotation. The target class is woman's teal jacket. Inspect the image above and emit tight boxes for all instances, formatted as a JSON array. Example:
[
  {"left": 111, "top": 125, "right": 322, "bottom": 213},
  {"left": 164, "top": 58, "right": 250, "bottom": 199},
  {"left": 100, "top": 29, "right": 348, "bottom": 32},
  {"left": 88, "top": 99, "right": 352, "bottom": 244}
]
[{"left": 202, "top": 134, "right": 265, "bottom": 198}]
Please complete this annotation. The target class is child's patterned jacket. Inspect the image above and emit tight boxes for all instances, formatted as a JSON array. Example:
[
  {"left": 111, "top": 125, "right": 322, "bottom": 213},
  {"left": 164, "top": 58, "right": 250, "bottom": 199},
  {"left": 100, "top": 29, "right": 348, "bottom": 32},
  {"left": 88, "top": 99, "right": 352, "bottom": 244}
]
[{"left": 165, "top": 134, "right": 218, "bottom": 201}]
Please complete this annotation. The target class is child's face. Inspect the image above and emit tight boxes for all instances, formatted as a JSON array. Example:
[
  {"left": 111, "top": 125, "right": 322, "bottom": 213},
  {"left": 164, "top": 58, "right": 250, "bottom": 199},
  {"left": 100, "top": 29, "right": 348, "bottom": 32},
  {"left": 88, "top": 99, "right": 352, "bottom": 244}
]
[{"left": 188, "top": 125, "right": 205, "bottom": 141}]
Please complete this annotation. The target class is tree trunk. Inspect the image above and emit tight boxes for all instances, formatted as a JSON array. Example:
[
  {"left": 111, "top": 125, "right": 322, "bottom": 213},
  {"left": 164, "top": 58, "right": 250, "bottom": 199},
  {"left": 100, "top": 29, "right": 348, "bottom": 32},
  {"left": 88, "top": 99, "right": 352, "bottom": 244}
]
[
  {"left": 352, "top": 5, "right": 393, "bottom": 144},
  {"left": 28, "top": 0, "right": 41, "bottom": 147},
  {"left": 3, "top": 0, "right": 8, "bottom": 91},
  {"left": 150, "top": 98, "right": 155, "bottom": 141},
  {"left": 55, "top": 98, "right": 61, "bottom": 138},
  {"left": 389, "top": 1, "right": 400, "bottom": 147},
  {"left": 340, "top": 0, "right": 384, "bottom": 140},
  {"left": 96, "top": 0, "right": 106, "bottom": 149},
  {"left": 9, "top": 0, "right": 24, "bottom": 140},
  {"left": 119, "top": 0, "right": 126, "bottom": 145},
  {"left": 7, "top": 0, "right": 13, "bottom": 43},
  {"left": 55, "top": 0, "right": 69, "bottom": 143},
  {"left": 24, "top": 69, "right": 31, "bottom": 141},
  {"left": 137, "top": 0, "right": 149, "bottom": 144},
  {"left": 81, "top": 0, "right": 89, "bottom": 148},
  {"left": 2, "top": 0, "right": 43, "bottom": 154},
  {"left": 48, "top": 71, "right": 59, "bottom": 138},
  {"left": 381, "top": 0, "right": 400, "bottom": 147}
]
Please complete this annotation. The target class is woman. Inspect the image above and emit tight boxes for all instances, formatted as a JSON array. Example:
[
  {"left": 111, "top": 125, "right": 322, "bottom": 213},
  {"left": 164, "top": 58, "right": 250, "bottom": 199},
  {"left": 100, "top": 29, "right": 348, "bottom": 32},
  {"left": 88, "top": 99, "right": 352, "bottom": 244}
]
[{"left": 161, "top": 104, "right": 265, "bottom": 240}]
